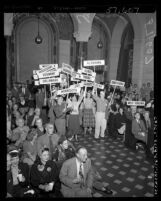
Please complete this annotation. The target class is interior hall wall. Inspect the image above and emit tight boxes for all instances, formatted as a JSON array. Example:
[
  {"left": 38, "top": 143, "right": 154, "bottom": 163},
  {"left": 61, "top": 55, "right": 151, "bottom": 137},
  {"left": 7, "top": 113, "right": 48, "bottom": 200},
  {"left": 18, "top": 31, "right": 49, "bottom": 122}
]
[{"left": 16, "top": 18, "right": 52, "bottom": 82}]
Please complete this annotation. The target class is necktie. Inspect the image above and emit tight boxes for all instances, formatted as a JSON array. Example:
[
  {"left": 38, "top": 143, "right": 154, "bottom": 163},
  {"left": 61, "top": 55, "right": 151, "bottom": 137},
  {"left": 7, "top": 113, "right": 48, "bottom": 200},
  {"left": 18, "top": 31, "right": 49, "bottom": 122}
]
[
  {"left": 49, "top": 135, "right": 54, "bottom": 159},
  {"left": 79, "top": 163, "right": 84, "bottom": 188}
]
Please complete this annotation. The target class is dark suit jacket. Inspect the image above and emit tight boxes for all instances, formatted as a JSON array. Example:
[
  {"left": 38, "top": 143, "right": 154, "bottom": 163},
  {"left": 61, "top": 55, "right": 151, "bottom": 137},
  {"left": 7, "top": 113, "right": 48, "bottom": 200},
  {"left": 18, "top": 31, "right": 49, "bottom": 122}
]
[
  {"left": 59, "top": 157, "right": 93, "bottom": 195},
  {"left": 132, "top": 119, "right": 146, "bottom": 136}
]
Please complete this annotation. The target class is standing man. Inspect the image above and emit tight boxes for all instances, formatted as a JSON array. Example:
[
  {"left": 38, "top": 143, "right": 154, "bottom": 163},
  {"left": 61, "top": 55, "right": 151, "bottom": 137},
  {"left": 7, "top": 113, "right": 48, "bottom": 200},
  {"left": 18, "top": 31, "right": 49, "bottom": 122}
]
[
  {"left": 37, "top": 123, "right": 60, "bottom": 160},
  {"left": 59, "top": 146, "right": 93, "bottom": 197},
  {"left": 92, "top": 90, "right": 109, "bottom": 139}
]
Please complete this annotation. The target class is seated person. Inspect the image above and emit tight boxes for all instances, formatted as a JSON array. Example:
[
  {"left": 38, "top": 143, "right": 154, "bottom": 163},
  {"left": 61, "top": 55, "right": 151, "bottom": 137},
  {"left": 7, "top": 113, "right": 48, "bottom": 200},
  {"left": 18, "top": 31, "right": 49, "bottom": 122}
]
[
  {"left": 35, "top": 118, "right": 45, "bottom": 138},
  {"left": 21, "top": 128, "right": 38, "bottom": 166},
  {"left": 132, "top": 112, "right": 147, "bottom": 145},
  {"left": 10, "top": 117, "right": 29, "bottom": 149},
  {"left": 108, "top": 104, "right": 118, "bottom": 139},
  {"left": 30, "top": 147, "right": 60, "bottom": 197},
  {"left": 53, "top": 135, "right": 76, "bottom": 171},
  {"left": 7, "top": 149, "right": 30, "bottom": 197},
  {"left": 26, "top": 107, "right": 35, "bottom": 128},
  {"left": 115, "top": 107, "right": 127, "bottom": 141}
]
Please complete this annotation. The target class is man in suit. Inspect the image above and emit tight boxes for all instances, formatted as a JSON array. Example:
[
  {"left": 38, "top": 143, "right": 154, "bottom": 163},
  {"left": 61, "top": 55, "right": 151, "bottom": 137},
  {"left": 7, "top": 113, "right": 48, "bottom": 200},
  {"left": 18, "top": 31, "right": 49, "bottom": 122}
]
[
  {"left": 59, "top": 146, "right": 93, "bottom": 197},
  {"left": 132, "top": 112, "right": 147, "bottom": 144}
]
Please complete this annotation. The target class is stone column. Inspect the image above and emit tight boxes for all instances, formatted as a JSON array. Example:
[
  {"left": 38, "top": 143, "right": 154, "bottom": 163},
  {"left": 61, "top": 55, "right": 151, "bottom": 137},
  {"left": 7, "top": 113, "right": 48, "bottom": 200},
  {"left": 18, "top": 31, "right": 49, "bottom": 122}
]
[
  {"left": 75, "top": 41, "right": 87, "bottom": 71},
  {"left": 132, "top": 38, "right": 145, "bottom": 88},
  {"left": 109, "top": 43, "right": 121, "bottom": 80},
  {"left": 71, "top": 13, "right": 95, "bottom": 71},
  {"left": 6, "top": 36, "right": 12, "bottom": 89}
]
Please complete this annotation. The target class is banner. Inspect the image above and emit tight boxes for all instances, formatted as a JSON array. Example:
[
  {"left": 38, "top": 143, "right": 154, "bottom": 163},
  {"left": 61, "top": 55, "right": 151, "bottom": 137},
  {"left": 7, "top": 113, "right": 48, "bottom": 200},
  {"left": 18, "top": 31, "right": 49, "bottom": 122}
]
[
  {"left": 39, "top": 64, "right": 58, "bottom": 70},
  {"left": 57, "top": 87, "right": 81, "bottom": 95},
  {"left": 62, "top": 67, "right": 73, "bottom": 75},
  {"left": 110, "top": 80, "right": 125, "bottom": 87},
  {"left": 127, "top": 101, "right": 145, "bottom": 106},
  {"left": 69, "top": 83, "right": 84, "bottom": 89},
  {"left": 62, "top": 63, "right": 73, "bottom": 70},
  {"left": 81, "top": 67, "right": 94, "bottom": 75},
  {"left": 39, "top": 65, "right": 57, "bottom": 74},
  {"left": 82, "top": 82, "right": 94, "bottom": 87},
  {"left": 78, "top": 69, "right": 96, "bottom": 77},
  {"left": 75, "top": 73, "right": 95, "bottom": 82},
  {"left": 84, "top": 60, "right": 105, "bottom": 66},
  {"left": 39, "top": 77, "right": 62, "bottom": 85},
  {"left": 94, "top": 83, "right": 104, "bottom": 89},
  {"left": 71, "top": 77, "right": 79, "bottom": 82},
  {"left": 37, "top": 69, "right": 60, "bottom": 79}
]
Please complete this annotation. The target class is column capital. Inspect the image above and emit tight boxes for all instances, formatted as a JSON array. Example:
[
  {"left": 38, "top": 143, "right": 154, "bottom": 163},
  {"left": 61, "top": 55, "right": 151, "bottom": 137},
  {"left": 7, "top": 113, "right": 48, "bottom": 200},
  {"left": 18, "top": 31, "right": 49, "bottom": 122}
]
[{"left": 73, "top": 31, "right": 92, "bottom": 42}]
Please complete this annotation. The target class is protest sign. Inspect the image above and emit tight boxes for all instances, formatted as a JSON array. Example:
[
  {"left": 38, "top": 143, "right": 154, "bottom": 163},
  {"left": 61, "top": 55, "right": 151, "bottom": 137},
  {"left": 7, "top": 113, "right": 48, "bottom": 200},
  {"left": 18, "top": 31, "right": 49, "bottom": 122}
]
[
  {"left": 39, "top": 64, "right": 58, "bottom": 70},
  {"left": 126, "top": 101, "right": 145, "bottom": 106},
  {"left": 84, "top": 60, "right": 105, "bottom": 66},
  {"left": 39, "top": 77, "right": 61, "bottom": 85},
  {"left": 94, "top": 83, "right": 104, "bottom": 89},
  {"left": 37, "top": 69, "right": 60, "bottom": 79},
  {"left": 57, "top": 87, "right": 81, "bottom": 95},
  {"left": 110, "top": 80, "right": 125, "bottom": 87}
]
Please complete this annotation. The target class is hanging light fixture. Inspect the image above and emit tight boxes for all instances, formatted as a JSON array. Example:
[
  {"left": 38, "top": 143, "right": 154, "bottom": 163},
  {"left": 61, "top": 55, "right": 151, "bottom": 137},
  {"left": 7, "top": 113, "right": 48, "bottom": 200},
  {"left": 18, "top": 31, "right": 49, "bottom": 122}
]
[
  {"left": 97, "top": 23, "right": 103, "bottom": 49},
  {"left": 35, "top": 14, "right": 43, "bottom": 44}
]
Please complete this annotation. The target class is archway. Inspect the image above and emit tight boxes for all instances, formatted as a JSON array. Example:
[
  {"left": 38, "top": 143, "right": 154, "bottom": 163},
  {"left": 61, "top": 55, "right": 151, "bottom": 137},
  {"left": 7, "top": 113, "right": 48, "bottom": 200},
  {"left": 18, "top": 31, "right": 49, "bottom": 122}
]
[
  {"left": 13, "top": 14, "right": 58, "bottom": 83},
  {"left": 88, "top": 16, "right": 111, "bottom": 83},
  {"left": 116, "top": 22, "right": 134, "bottom": 85}
]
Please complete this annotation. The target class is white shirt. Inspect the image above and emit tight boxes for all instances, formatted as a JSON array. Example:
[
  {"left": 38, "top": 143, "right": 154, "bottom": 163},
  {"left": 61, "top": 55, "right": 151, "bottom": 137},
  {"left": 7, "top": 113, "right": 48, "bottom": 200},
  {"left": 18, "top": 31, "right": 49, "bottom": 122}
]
[{"left": 76, "top": 158, "right": 84, "bottom": 179}]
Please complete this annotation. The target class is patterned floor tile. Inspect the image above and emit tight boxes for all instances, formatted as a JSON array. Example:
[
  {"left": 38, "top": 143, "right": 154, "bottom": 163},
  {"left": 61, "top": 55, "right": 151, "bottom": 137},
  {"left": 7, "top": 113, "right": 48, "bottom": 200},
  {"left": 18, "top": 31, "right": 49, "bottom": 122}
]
[
  {"left": 100, "top": 167, "right": 108, "bottom": 171},
  {"left": 138, "top": 175, "right": 146, "bottom": 180},
  {"left": 93, "top": 192, "right": 103, "bottom": 197},
  {"left": 135, "top": 184, "right": 144, "bottom": 190},
  {"left": 75, "top": 131, "right": 154, "bottom": 197},
  {"left": 123, "top": 163, "right": 130, "bottom": 168},
  {"left": 107, "top": 173, "right": 114, "bottom": 177},
  {"left": 106, "top": 160, "right": 113, "bottom": 164},
  {"left": 111, "top": 154, "right": 117, "bottom": 158},
  {"left": 133, "top": 162, "right": 140, "bottom": 166},
  {"left": 113, "top": 179, "right": 122, "bottom": 184},
  {"left": 112, "top": 165, "right": 119, "bottom": 170},
  {"left": 119, "top": 171, "right": 126, "bottom": 175},
  {"left": 116, "top": 159, "right": 123, "bottom": 162},
  {"left": 94, "top": 162, "right": 102, "bottom": 166},
  {"left": 121, "top": 187, "right": 131, "bottom": 192},
  {"left": 100, "top": 156, "right": 106, "bottom": 159},
  {"left": 130, "top": 169, "right": 138, "bottom": 174},
  {"left": 144, "top": 192, "right": 154, "bottom": 197},
  {"left": 126, "top": 177, "right": 135, "bottom": 182},
  {"left": 147, "top": 182, "right": 154, "bottom": 187},
  {"left": 141, "top": 167, "right": 148, "bottom": 171},
  {"left": 119, "top": 153, "right": 127, "bottom": 156},
  {"left": 127, "top": 157, "right": 133, "bottom": 161}
]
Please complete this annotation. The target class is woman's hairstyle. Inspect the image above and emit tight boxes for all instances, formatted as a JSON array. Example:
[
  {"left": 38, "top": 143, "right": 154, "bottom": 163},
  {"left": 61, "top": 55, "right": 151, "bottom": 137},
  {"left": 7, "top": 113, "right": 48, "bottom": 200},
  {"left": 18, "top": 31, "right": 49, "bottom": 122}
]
[
  {"left": 41, "top": 147, "right": 49, "bottom": 154},
  {"left": 58, "top": 135, "right": 67, "bottom": 145},
  {"left": 26, "top": 128, "right": 37, "bottom": 141}
]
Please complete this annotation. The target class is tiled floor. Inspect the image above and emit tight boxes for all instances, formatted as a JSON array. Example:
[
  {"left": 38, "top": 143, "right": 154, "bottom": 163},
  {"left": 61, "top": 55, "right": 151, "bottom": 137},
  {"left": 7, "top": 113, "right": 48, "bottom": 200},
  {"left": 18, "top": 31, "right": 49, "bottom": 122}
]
[{"left": 73, "top": 130, "right": 154, "bottom": 197}]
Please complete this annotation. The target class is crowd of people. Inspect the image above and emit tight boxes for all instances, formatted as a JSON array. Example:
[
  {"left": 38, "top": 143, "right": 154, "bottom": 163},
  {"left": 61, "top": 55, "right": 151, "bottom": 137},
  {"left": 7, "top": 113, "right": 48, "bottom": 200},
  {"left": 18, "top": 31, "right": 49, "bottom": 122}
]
[{"left": 6, "top": 80, "right": 154, "bottom": 197}]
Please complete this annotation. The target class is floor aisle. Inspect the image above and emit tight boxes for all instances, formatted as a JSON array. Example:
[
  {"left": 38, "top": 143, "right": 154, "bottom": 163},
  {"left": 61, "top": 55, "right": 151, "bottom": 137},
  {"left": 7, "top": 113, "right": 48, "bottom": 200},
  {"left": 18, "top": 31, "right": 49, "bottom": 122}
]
[{"left": 72, "top": 131, "right": 154, "bottom": 197}]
